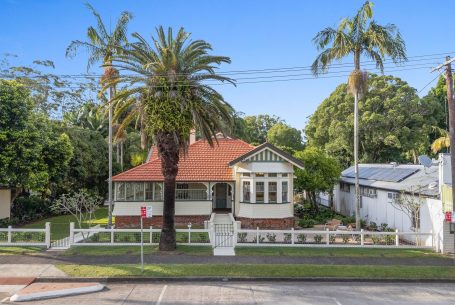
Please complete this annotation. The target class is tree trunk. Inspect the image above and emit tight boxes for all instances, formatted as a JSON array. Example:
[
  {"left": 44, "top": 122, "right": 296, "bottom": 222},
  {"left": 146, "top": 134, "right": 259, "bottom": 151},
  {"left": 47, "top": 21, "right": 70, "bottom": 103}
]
[
  {"left": 156, "top": 131, "right": 179, "bottom": 251},
  {"left": 354, "top": 91, "right": 361, "bottom": 230},
  {"left": 140, "top": 114, "right": 147, "bottom": 150}
]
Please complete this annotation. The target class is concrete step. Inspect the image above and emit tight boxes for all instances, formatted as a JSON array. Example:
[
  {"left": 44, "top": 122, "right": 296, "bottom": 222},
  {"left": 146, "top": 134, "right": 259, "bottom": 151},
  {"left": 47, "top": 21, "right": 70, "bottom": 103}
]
[{"left": 213, "top": 247, "right": 235, "bottom": 256}]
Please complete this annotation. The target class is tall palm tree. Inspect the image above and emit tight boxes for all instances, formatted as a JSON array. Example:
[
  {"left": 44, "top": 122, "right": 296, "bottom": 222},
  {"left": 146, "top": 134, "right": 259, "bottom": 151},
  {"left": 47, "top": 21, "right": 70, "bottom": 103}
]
[
  {"left": 66, "top": 3, "right": 132, "bottom": 227},
  {"left": 106, "top": 26, "right": 235, "bottom": 250},
  {"left": 311, "top": 1, "right": 406, "bottom": 229}
]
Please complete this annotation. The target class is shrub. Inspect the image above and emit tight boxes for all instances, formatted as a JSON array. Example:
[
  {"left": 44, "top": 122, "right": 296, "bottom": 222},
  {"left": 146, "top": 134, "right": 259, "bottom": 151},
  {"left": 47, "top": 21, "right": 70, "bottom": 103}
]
[
  {"left": 371, "top": 236, "right": 382, "bottom": 244},
  {"left": 252, "top": 235, "right": 265, "bottom": 243},
  {"left": 341, "top": 216, "right": 356, "bottom": 225},
  {"left": 298, "top": 219, "right": 316, "bottom": 228},
  {"left": 384, "top": 234, "right": 395, "bottom": 245},
  {"left": 283, "top": 233, "right": 292, "bottom": 244},
  {"left": 329, "top": 234, "right": 336, "bottom": 244},
  {"left": 379, "top": 223, "right": 389, "bottom": 231},
  {"left": 237, "top": 233, "right": 247, "bottom": 243},
  {"left": 342, "top": 235, "right": 350, "bottom": 244},
  {"left": 294, "top": 204, "right": 305, "bottom": 218},
  {"left": 198, "top": 233, "right": 208, "bottom": 243},
  {"left": 297, "top": 233, "right": 307, "bottom": 243},
  {"left": 266, "top": 233, "right": 277, "bottom": 242},
  {"left": 11, "top": 196, "right": 52, "bottom": 224},
  {"left": 369, "top": 222, "right": 378, "bottom": 230},
  {"left": 314, "top": 234, "right": 323, "bottom": 244}
]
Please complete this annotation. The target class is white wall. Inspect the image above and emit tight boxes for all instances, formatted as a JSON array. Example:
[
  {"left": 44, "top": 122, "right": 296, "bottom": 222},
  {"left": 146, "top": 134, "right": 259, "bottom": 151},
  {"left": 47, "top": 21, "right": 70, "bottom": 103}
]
[
  {"left": 113, "top": 201, "right": 212, "bottom": 216},
  {"left": 238, "top": 202, "right": 293, "bottom": 218},
  {"left": 0, "top": 189, "right": 11, "bottom": 219}
]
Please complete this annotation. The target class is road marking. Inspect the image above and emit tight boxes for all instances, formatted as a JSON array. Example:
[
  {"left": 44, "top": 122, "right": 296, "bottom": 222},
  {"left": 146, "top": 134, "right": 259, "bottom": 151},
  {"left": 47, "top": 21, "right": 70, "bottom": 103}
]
[
  {"left": 156, "top": 285, "right": 168, "bottom": 305},
  {"left": 333, "top": 298, "right": 343, "bottom": 305}
]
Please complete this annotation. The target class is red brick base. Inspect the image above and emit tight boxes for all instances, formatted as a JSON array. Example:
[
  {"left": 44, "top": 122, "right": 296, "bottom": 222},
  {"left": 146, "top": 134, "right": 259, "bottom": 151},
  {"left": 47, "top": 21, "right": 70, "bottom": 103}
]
[
  {"left": 237, "top": 217, "right": 294, "bottom": 229},
  {"left": 115, "top": 215, "right": 209, "bottom": 228}
]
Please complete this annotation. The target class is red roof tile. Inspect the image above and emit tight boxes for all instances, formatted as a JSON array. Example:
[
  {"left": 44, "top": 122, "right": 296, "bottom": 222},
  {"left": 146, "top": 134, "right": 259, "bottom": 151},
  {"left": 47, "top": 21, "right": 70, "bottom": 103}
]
[{"left": 112, "top": 138, "right": 255, "bottom": 182}]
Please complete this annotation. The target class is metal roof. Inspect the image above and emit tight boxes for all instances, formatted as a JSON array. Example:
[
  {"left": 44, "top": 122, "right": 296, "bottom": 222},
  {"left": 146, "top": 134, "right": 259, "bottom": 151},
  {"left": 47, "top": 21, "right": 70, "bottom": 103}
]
[{"left": 340, "top": 164, "right": 439, "bottom": 197}]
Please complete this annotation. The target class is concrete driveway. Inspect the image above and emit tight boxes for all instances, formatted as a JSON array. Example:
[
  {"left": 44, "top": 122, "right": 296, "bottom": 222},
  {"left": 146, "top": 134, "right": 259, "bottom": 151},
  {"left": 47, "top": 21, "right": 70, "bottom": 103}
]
[{"left": 5, "top": 281, "right": 455, "bottom": 304}]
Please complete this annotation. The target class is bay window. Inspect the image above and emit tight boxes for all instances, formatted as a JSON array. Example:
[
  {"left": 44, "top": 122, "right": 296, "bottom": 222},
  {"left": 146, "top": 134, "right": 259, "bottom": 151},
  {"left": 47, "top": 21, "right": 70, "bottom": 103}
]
[
  {"left": 268, "top": 182, "right": 277, "bottom": 203},
  {"left": 256, "top": 182, "right": 265, "bottom": 203},
  {"left": 282, "top": 181, "right": 288, "bottom": 202}
]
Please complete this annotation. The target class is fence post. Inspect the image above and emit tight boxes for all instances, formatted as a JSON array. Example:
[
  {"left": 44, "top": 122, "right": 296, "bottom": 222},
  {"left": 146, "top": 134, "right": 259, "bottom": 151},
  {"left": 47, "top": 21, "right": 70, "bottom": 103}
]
[
  {"left": 326, "top": 228, "right": 330, "bottom": 245},
  {"left": 256, "top": 227, "right": 259, "bottom": 245},
  {"left": 360, "top": 229, "right": 364, "bottom": 246},
  {"left": 395, "top": 229, "right": 399, "bottom": 247},
  {"left": 45, "top": 222, "right": 51, "bottom": 248},
  {"left": 110, "top": 228, "right": 114, "bottom": 245},
  {"left": 291, "top": 228, "right": 295, "bottom": 245},
  {"left": 150, "top": 226, "right": 153, "bottom": 245},
  {"left": 69, "top": 222, "right": 75, "bottom": 245},
  {"left": 7, "top": 225, "right": 12, "bottom": 244},
  {"left": 188, "top": 224, "right": 192, "bottom": 244}
]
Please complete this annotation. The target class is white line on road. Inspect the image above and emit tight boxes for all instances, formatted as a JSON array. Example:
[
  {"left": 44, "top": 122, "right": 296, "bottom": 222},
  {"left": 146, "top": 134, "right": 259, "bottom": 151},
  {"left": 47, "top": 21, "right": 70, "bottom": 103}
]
[
  {"left": 156, "top": 285, "right": 168, "bottom": 305},
  {"left": 333, "top": 297, "right": 343, "bottom": 305}
]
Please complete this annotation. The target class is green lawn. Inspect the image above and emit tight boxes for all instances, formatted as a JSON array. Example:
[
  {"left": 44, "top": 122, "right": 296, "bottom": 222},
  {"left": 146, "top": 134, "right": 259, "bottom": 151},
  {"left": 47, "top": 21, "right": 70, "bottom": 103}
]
[
  {"left": 63, "top": 245, "right": 212, "bottom": 256},
  {"left": 58, "top": 264, "right": 455, "bottom": 279},
  {"left": 0, "top": 246, "right": 45, "bottom": 255},
  {"left": 235, "top": 247, "right": 444, "bottom": 258},
  {"left": 22, "top": 208, "right": 110, "bottom": 241}
]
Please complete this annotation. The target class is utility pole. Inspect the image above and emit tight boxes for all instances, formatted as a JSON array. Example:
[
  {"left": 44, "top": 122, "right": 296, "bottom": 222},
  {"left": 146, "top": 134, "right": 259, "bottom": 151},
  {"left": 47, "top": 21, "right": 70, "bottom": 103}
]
[{"left": 432, "top": 56, "right": 455, "bottom": 251}]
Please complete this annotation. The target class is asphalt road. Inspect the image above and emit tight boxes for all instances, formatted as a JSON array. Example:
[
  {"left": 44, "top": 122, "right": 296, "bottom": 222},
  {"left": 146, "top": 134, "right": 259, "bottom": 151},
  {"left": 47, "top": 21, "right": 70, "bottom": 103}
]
[{"left": 7, "top": 281, "right": 455, "bottom": 305}]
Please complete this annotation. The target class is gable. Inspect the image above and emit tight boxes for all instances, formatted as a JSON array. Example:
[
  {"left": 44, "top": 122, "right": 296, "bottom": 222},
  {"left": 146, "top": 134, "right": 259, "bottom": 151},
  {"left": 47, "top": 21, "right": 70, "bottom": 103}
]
[{"left": 245, "top": 148, "right": 284, "bottom": 162}]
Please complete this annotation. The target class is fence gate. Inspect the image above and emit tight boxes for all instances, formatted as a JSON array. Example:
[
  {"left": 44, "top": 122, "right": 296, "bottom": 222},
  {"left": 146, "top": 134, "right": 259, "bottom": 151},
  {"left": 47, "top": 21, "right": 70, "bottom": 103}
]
[{"left": 214, "top": 224, "right": 234, "bottom": 248}]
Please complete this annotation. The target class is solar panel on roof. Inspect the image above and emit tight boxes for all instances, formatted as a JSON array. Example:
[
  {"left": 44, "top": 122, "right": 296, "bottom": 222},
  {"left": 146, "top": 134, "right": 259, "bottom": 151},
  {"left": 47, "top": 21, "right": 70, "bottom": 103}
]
[{"left": 343, "top": 167, "right": 419, "bottom": 182}]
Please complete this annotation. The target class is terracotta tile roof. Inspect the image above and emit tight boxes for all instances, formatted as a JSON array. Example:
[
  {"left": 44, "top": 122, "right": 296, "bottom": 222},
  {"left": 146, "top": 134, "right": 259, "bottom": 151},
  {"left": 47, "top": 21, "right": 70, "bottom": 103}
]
[{"left": 112, "top": 138, "right": 255, "bottom": 182}]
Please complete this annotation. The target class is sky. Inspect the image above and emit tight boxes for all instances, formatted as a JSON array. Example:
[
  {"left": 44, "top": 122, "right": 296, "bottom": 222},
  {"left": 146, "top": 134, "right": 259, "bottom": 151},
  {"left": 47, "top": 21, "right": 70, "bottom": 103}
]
[{"left": 1, "top": 0, "right": 454, "bottom": 131}]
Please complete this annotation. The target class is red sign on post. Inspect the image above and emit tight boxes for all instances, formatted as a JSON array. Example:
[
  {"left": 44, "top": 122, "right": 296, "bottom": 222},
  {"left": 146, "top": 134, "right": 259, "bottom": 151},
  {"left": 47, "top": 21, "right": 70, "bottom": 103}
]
[
  {"left": 445, "top": 211, "right": 452, "bottom": 223},
  {"left": 140, "top": 206, "right": 147, "bottom": 219}
]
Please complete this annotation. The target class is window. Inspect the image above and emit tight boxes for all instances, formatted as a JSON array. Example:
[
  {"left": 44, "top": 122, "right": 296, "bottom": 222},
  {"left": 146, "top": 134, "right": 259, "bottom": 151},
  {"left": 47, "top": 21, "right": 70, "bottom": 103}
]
[
  {"left": 134, "top": 183, "right": 144, "bottom": 201},
  {"left": 243, "top": 181, "right": 251, "bottom": 202},
  {"left": 116, "top": 182, "right": 125, "bottom": 200},
  {"left": 388, "top": 192, "right": 399, "bottom": 200},
  {"left": 281, "top": 173, "right": 288, "bottom": 177},
  {"left": 256, "top": 182, "right": 265, "bottom": 202},
  {"left": 255, "top": 173, "right": 265, "bottom": 177},
  {"left": 268, "top": 173, "right": 277, "bottom": 177},
  {"left": 125, "top": 183, "right": 134, "bottom": 200},
  {"left": 360, "top": 186, "right": 377, "bottom": 198},
  {"left": 154, "top": 183, "right": 162, "bottom": 200},
  {"left": 269, "top": 182, "right": 277, "bottom": 203},
  {"left": 145, "top": 183, "right": 153, "bottom": 200},
  {"left": 340, "top": 182, "right": 350, "bottom": 192},
  {"left": 282, "top": 181, "right": 288, "bottom": 202},
  {"left": 242, "top": 173, "right": 251, "bottom": 177}
]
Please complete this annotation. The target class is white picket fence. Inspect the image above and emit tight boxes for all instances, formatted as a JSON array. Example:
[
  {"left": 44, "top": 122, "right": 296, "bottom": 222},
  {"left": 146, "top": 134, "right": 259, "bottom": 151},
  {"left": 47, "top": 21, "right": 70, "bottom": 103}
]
[
  {"left": 69, "top": 223, "right": 211, "bottom": 247},
  {"left": 0, "top": 223, "right": 51, "bottom": 248},
  {"left": 235, "top": 228, "right": 436, "bottom": 249}
]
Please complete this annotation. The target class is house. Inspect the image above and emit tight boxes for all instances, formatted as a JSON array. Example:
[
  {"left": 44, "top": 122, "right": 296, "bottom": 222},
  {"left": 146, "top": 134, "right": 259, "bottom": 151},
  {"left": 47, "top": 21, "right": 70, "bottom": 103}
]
[
  {"left": 328, "top": 154, "right": 455, "bottom": 253},
  {"left": 0, "top": 186, "right": 12, "bottom": 220},
  {"left": 111, "top": 136, "right": 304, "bottom": 229}
]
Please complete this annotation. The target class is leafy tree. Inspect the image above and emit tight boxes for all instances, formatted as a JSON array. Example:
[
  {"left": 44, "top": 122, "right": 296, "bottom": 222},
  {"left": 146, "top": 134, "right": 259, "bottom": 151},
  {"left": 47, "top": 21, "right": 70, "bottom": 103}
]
[
  {"left": 305, "top": 74, "right": 440, "bottom": 168},
  {"left": 107, "top": 27, "right": 235, "bottom": 251},
  {"left": 294, "top": 147, "right": 342, "bottom": 212},
  {"left": 267, "top": 123, "right": 303, "bottom": 153},
  {"left": 241, "top": 114, "right": 282, "bottom": 145}
]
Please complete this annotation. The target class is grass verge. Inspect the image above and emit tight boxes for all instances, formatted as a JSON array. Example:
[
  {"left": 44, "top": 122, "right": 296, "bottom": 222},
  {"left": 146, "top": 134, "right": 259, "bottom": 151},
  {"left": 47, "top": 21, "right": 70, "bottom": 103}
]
[
  {"left": 235, "top": 247, "right": 444, "bottom": 258},
  {"left": 0, "top": 246, "right": 45, "bottom": 255},
  {"left": 57, "top": 264, "right": 455, "bottom": 279},
  {"left": 63, "top": 245, "right": 212, "bottom": 256}
]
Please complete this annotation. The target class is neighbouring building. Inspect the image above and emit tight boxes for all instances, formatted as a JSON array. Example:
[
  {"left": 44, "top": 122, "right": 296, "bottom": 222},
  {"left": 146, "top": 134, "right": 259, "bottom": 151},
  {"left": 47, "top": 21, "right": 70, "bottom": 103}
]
[
  {"left": 326, "top": 154, "right": 455, "bottom": 253},
  {"left": 111, "top": 135, "right": 304, "bottom": 229}
]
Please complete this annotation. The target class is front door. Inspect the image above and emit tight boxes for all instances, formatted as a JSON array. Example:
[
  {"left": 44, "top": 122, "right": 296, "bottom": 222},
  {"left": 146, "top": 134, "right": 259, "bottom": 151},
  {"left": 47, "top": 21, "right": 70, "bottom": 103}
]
[{"left": 215, "top": 183, "right": 228, "bottom": 209}]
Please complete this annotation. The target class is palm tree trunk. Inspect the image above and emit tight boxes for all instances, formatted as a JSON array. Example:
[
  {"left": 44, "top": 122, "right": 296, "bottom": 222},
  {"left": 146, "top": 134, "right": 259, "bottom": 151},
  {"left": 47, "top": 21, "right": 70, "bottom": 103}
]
[
  {"left": 108, "top": 86, "right": 113, "bottom": 228},
  {"left": 140, "top": 114, "right": 147, "bottom": 150},
  {"left": 156, "top": 131, "right": 179, "bottom": 251},
  {"left": 354, "top": 91, "right": 361, "bottom": 230}
]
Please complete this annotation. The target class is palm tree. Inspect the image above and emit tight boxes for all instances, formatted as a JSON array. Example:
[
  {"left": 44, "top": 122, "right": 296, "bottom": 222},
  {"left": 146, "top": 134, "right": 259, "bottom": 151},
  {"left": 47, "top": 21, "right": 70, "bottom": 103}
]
[
  {"left": 66, "top": 3, "right": 132, "bottom": 227},
  {"left": 311, "top": 1, "right": 406, "bottom": 229},
  {"left": 431, "top": 127, "right": 450, "bottom": 153},
  {"left": 106, "top": 26, "right": 235, "bottom": 250}
]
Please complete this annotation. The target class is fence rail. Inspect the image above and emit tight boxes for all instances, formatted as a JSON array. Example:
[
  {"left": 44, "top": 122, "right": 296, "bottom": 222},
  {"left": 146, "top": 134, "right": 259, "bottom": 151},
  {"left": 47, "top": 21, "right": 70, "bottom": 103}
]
[
  {"left": 0, "top": 223, "right": 50, "bottom": 247},
  {"left": 236, "top": 228, "right": 434, "bottom": 248},
  {"left": 70, "top": 223, "right": 211, "bottom": 246}
]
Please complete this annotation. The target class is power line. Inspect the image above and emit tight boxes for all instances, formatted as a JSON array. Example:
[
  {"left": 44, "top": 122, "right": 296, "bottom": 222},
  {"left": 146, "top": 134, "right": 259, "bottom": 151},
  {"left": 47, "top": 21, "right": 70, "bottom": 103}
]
[{"left": 418, "top": 72, "right": 442, "bottom": 93}]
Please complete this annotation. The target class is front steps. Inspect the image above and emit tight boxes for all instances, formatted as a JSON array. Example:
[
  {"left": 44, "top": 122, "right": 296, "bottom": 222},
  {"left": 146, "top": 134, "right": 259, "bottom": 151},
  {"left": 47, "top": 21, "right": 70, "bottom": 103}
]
[{"left": 212, "top": 213, "right": 236, "bottom": 256}]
